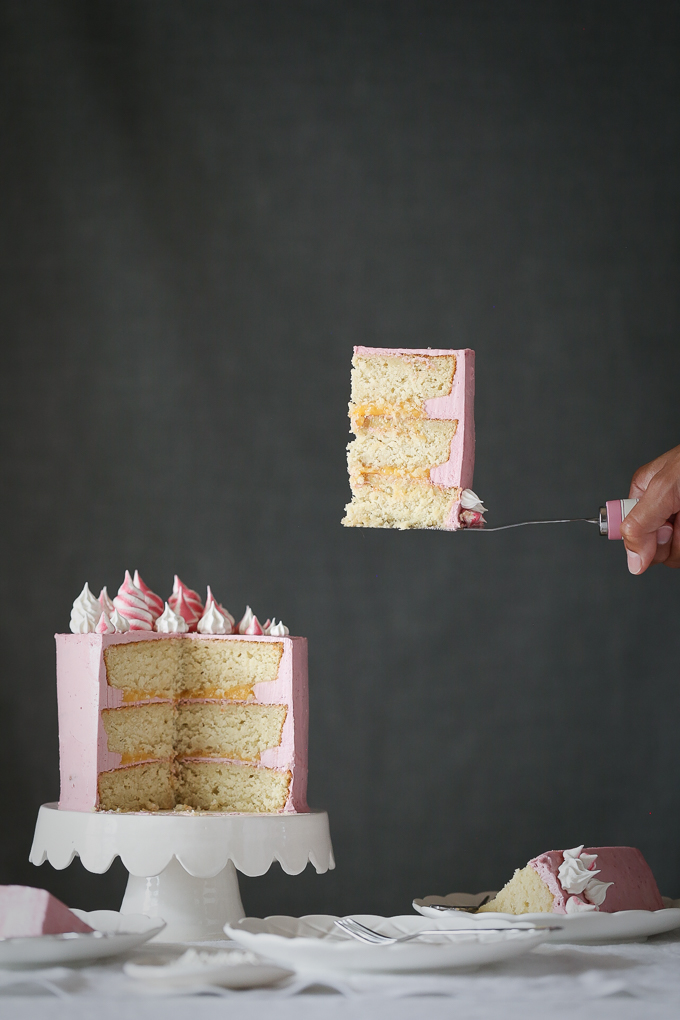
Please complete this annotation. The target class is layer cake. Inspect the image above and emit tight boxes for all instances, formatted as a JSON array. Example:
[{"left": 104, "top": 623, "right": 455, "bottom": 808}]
[
  {"left": 59, "top": 574, "right": 307, "bottom": 813},
  {"left": 343, "top": 346, "right": 483, "bottom": 530}
]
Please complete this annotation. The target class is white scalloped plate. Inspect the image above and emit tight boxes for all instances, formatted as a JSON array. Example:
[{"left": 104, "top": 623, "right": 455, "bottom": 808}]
[
  {"left": 413, "top": 893, "right": 680, "bottom": 943},
  {"left": 224, "top": 914, "right": 553, "bottom": 973},
  {"left": 0, "top": 911, "right": 165, "bottom": 968}
]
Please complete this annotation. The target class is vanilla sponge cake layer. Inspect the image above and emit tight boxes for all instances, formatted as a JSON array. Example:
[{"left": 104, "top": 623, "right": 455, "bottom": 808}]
[
  {"left": 101, "top": 702, "right": 287, "bottom": 763},
  {"left": 343, "top": 347, "right": 475, "bottom": 530},
  {"left": 347, "top": 419, "right": 457, "bottom": 479},
  {"left": 104, "top": 638, "right": 283, "bottom": 701},
  {"left": 57, "top": 632, "right": 308, "bottom": 813},
  {"left": 97, "top": 761, "right": 292, "bottom": 813}
]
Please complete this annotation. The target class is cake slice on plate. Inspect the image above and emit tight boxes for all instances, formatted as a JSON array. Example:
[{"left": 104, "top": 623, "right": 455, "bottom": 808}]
[
  {"left": 343, "top": 346, "right": 484, "bottom": 530},
  {"left": 479, "top": 846, "right": 664, "bottom": 915},
  {"left": 0, "top": 886, "right": 93, "bottom": 937}
]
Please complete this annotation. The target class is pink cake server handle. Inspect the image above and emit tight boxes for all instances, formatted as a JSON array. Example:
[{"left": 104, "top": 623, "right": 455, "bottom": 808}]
[
  {"left": 599, "top": 498, "right": 639, "bottom": 539},
  {"left": 467, "top": 499, "right": 640, "bottom": 537}
]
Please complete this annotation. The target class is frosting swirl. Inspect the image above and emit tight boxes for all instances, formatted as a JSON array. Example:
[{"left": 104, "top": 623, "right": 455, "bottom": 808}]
[
  {"left": 197, "top": 601, "right": 232, "bottom": 635},
  {"left": 155, "top": 602, "right": 189, "bottom": 633},
  {"left": 265, "top": 619, "right": 289, "bottom": 636},
  {"left": 244, "top": 615, "right": 264, "bottom": 635},
  {"left": 460, "top": 489, "right": 487, "bottom": 514},
  {"left": 205, "top": 586, "right": 235, "bottom": 628},
  {"left": 69, "top": 583, "right": 101, "bottom": 634},
  {"left": 558, "top": 846, "right": 613, "bottom": 909},
  {"left": 98, "top": 587, "right": 115, "bottom": 616},
  {"left": 96, "top": 612, "right": 115, "bottom": 635},
  {"left": 168, "top": 576, "right": 203, "bottom": 630},
  {"left": 113, "top": 571, "right": 154, "bottom": 631},
  {"left": 565, "top": 896, "right": 599, "bottom": 914},
  {"left": 235, "top": 599, "right": 253, "bottom": 632},
  {"left": 109, "top": 608, "right": 130, "bottom": 633},
  {"left": 133, "top": 571, "right": 164, "bottom": 620}
]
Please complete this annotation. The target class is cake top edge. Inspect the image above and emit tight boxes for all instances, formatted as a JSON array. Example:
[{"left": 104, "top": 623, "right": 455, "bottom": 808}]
[
  {"left": 353, "top": 346, "right": 475, "bottom": 358},
  {"left": 55, "top": 631, "right": 304, "bottom": 642}
]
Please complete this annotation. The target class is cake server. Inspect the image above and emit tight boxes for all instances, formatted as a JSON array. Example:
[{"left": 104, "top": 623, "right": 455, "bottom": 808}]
[{"left": 465, "top": 498, "right": 639, "bottom": 538}]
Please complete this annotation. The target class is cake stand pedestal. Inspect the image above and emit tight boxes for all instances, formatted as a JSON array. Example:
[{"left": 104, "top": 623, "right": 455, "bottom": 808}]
[{"left": 30, "top": 803, "right": 334, "bottom": 942}]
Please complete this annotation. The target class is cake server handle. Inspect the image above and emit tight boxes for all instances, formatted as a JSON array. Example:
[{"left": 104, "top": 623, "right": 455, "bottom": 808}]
[{"left": 466, "top": 499, "right": 639, "bottom": 537}]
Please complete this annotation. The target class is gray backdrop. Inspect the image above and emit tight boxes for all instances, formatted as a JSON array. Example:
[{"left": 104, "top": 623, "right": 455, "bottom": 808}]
[{"left": 1, "top": 0, "right": 679, "bottom": 917}]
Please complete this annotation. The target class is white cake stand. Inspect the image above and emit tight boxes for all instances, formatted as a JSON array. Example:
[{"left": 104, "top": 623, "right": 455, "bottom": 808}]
[{"left": 30, "top": 803, "right": 335, "bottom": 942}]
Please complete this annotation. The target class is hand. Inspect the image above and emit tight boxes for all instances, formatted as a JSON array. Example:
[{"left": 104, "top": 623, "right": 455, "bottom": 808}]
[{"left": 620, "top": 444, "right": 680, "bottom": 574}]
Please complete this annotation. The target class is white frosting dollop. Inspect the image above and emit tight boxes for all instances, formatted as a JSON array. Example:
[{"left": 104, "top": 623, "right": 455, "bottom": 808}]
[
  {"left": 582, "top": 877, "right": 614, "bottom": 906},
  {"left": 69, "top": 583, "right": 101, "bottom": 633},
  {"left": 109, "top": 608, "right": 130, "bottom": 633},
  {"left": 460, "top": 489, "right": 488, "bottom": 513},
  {"left": 238, "top": 606, "right": 256, "bottom": 634},
  {"left": 155, "top": 601, "right": 189, "bottom": 633},
  {"left": 558, "top": 845, "right": 612, "bottom": 908},
  {"left": 565, "top": 895, "right": 599, "bottom": 914},
  {"left": 197, "top": 601, "right": 232, "bottom": 635},
  {"left": 265, "top": 618, "right": 289, "bottom": 636}
]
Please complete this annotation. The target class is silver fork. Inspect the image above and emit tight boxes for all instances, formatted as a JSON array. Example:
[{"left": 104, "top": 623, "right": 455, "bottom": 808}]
[{"left": 333, "top": 918, "right": 561, "bottom": 945}]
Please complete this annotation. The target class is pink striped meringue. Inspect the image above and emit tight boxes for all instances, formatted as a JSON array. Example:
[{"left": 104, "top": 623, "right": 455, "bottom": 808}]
[
  {"left": 133, "top": 571, "right": 164, "bottom": 620},
  {"left": 168, "top": 576, "right": 203, "bottom": 631},
  {"left": 95, "top": 612, "right": 115, "bottom": 635},
  {"left": 113, "top": 571, "right": 154, "bottom": 631}
]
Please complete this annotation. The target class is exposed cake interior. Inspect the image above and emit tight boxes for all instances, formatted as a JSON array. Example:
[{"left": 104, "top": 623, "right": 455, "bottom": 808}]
[
  {"left": 478, "top": 864, "right": 555, "bottom": 914},
  {"left": 343, "top": 348, "right": 475, "bottom": 530},
  {"left": 97, "top": 639, "right": 292, "bottom": 812}
]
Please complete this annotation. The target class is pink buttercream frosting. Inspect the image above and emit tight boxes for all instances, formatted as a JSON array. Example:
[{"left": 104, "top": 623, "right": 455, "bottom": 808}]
[
  {"left": 113, "top": 571, "right": 154, "bottom": 631},
  {"left": 353, "top": 347, "right": 476, "bottom": 530},
  {"left": 168, "top": 576, "right": 203, "bottom": 631},
  {"left": 56, "top": 632, "right": 309, "bottom": 814},
  {"left": 529, "top": 847, "right": 664, "bottom": 914}
]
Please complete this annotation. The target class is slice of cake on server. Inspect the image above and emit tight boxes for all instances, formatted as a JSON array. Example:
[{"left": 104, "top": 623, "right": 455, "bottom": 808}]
[
  {"left": 59, "top": 573, "right": 307, "bottom": 813},
  {"left": 342, "top": 346, "right": 486, "bottom": 530}
]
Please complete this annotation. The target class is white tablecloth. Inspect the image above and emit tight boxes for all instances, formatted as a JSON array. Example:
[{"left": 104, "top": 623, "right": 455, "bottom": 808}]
[{"left": 1, "top": 929, "right": 679, "bottom": 1020}]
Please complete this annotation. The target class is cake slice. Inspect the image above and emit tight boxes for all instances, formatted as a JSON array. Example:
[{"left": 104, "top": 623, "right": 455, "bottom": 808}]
[
  {"left": 0, "top": 886, "right": 93, "bottom": 937},
  {"left": 342, "top": 347, "right": 480, "bottom": 530},
  {"left": 479, "top": 846, "right": 664, "bottom": 915}
]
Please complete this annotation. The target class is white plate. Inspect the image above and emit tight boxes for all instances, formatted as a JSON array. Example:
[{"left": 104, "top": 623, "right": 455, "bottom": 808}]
[
  {"left": 0, "top": 910, "right": 165, "bottom": 968},
  {"left": 413, "top": 893, "right": 680, "bottom": 943},
  {"left": 224, "top": 914, "right": 552, "bottom": 974},
  {"left": 125, "top": 947, "right": 293, "bottom": 989}
]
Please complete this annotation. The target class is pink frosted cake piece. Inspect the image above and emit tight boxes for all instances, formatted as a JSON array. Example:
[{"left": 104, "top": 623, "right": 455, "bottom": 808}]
[
  {"left": 480, "top": 845, "right": 664, "bottom": 915},
  {"left": 0, "top": 886, "right": 93, "bottom": 937},
  {"left": 59, "top": 576, "right": 308, "bottom": 814},
  {"left": 343, "top": 346, "right": 483, "bottom": 530}
]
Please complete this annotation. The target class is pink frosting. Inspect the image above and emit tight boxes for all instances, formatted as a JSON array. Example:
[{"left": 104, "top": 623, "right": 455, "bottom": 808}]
[
  {"left": 133, "top": 571, "right": 164, "bottom": 620},
  {"left": 56, "top": 632, "right": 309, "bottom": 814},
  {"left": 95, "top": 612, "right": 114, "bottom": 635},
  {"left": 353, "top": 347, "right": 476, "bottom": 530},
  {"left": 113, "top": 571, "right": 154, "bottom": 631},
  {"left": 529, "top": 848, "right": 664, "bottom": 913},
  {"left": 168, "top": 576, "right": 203, "bottom": 631},
  {"left": 244, "top": 616, "right": 264, "bottom": 636},
  {"left": 0, "top": 887, "right": 93, "bottom": 937}
]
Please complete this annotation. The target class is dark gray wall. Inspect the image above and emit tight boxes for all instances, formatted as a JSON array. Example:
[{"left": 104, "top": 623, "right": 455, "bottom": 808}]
[{"left": 1, "top": 0, "right": 679, "bottom": 917}]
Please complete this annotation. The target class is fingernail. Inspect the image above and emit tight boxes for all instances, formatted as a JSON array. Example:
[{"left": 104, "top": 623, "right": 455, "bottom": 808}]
[
  {"left": 657, "top": 525, "right": 674, "bottom": 545},
  {"left": 627, "top": 551, "right": 642, "bottom": 575}
]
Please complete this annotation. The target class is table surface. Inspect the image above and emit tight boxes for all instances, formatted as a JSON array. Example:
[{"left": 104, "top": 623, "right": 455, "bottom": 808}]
[{"left": 1, "top": 928, "right": 679, "bottom": 1020}]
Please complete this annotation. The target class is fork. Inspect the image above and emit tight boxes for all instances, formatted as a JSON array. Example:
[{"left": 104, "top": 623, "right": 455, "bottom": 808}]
[{"left": 333, "top": 917, "right": 562, "bottom": 945}]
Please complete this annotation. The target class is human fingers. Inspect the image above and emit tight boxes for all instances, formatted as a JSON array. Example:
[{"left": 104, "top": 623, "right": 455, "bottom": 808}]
[
  {"left": 648, "top": 521, "right": 675, "bottom": 567},
  {"left": 628, "top": 448, "right": 675, "bottom": 499},
  {"left": 662, "top": 515, "right": 680, "bottom": 569},
  {"left": 621, "top": 451, "right": 680, "bottom": 574}
]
